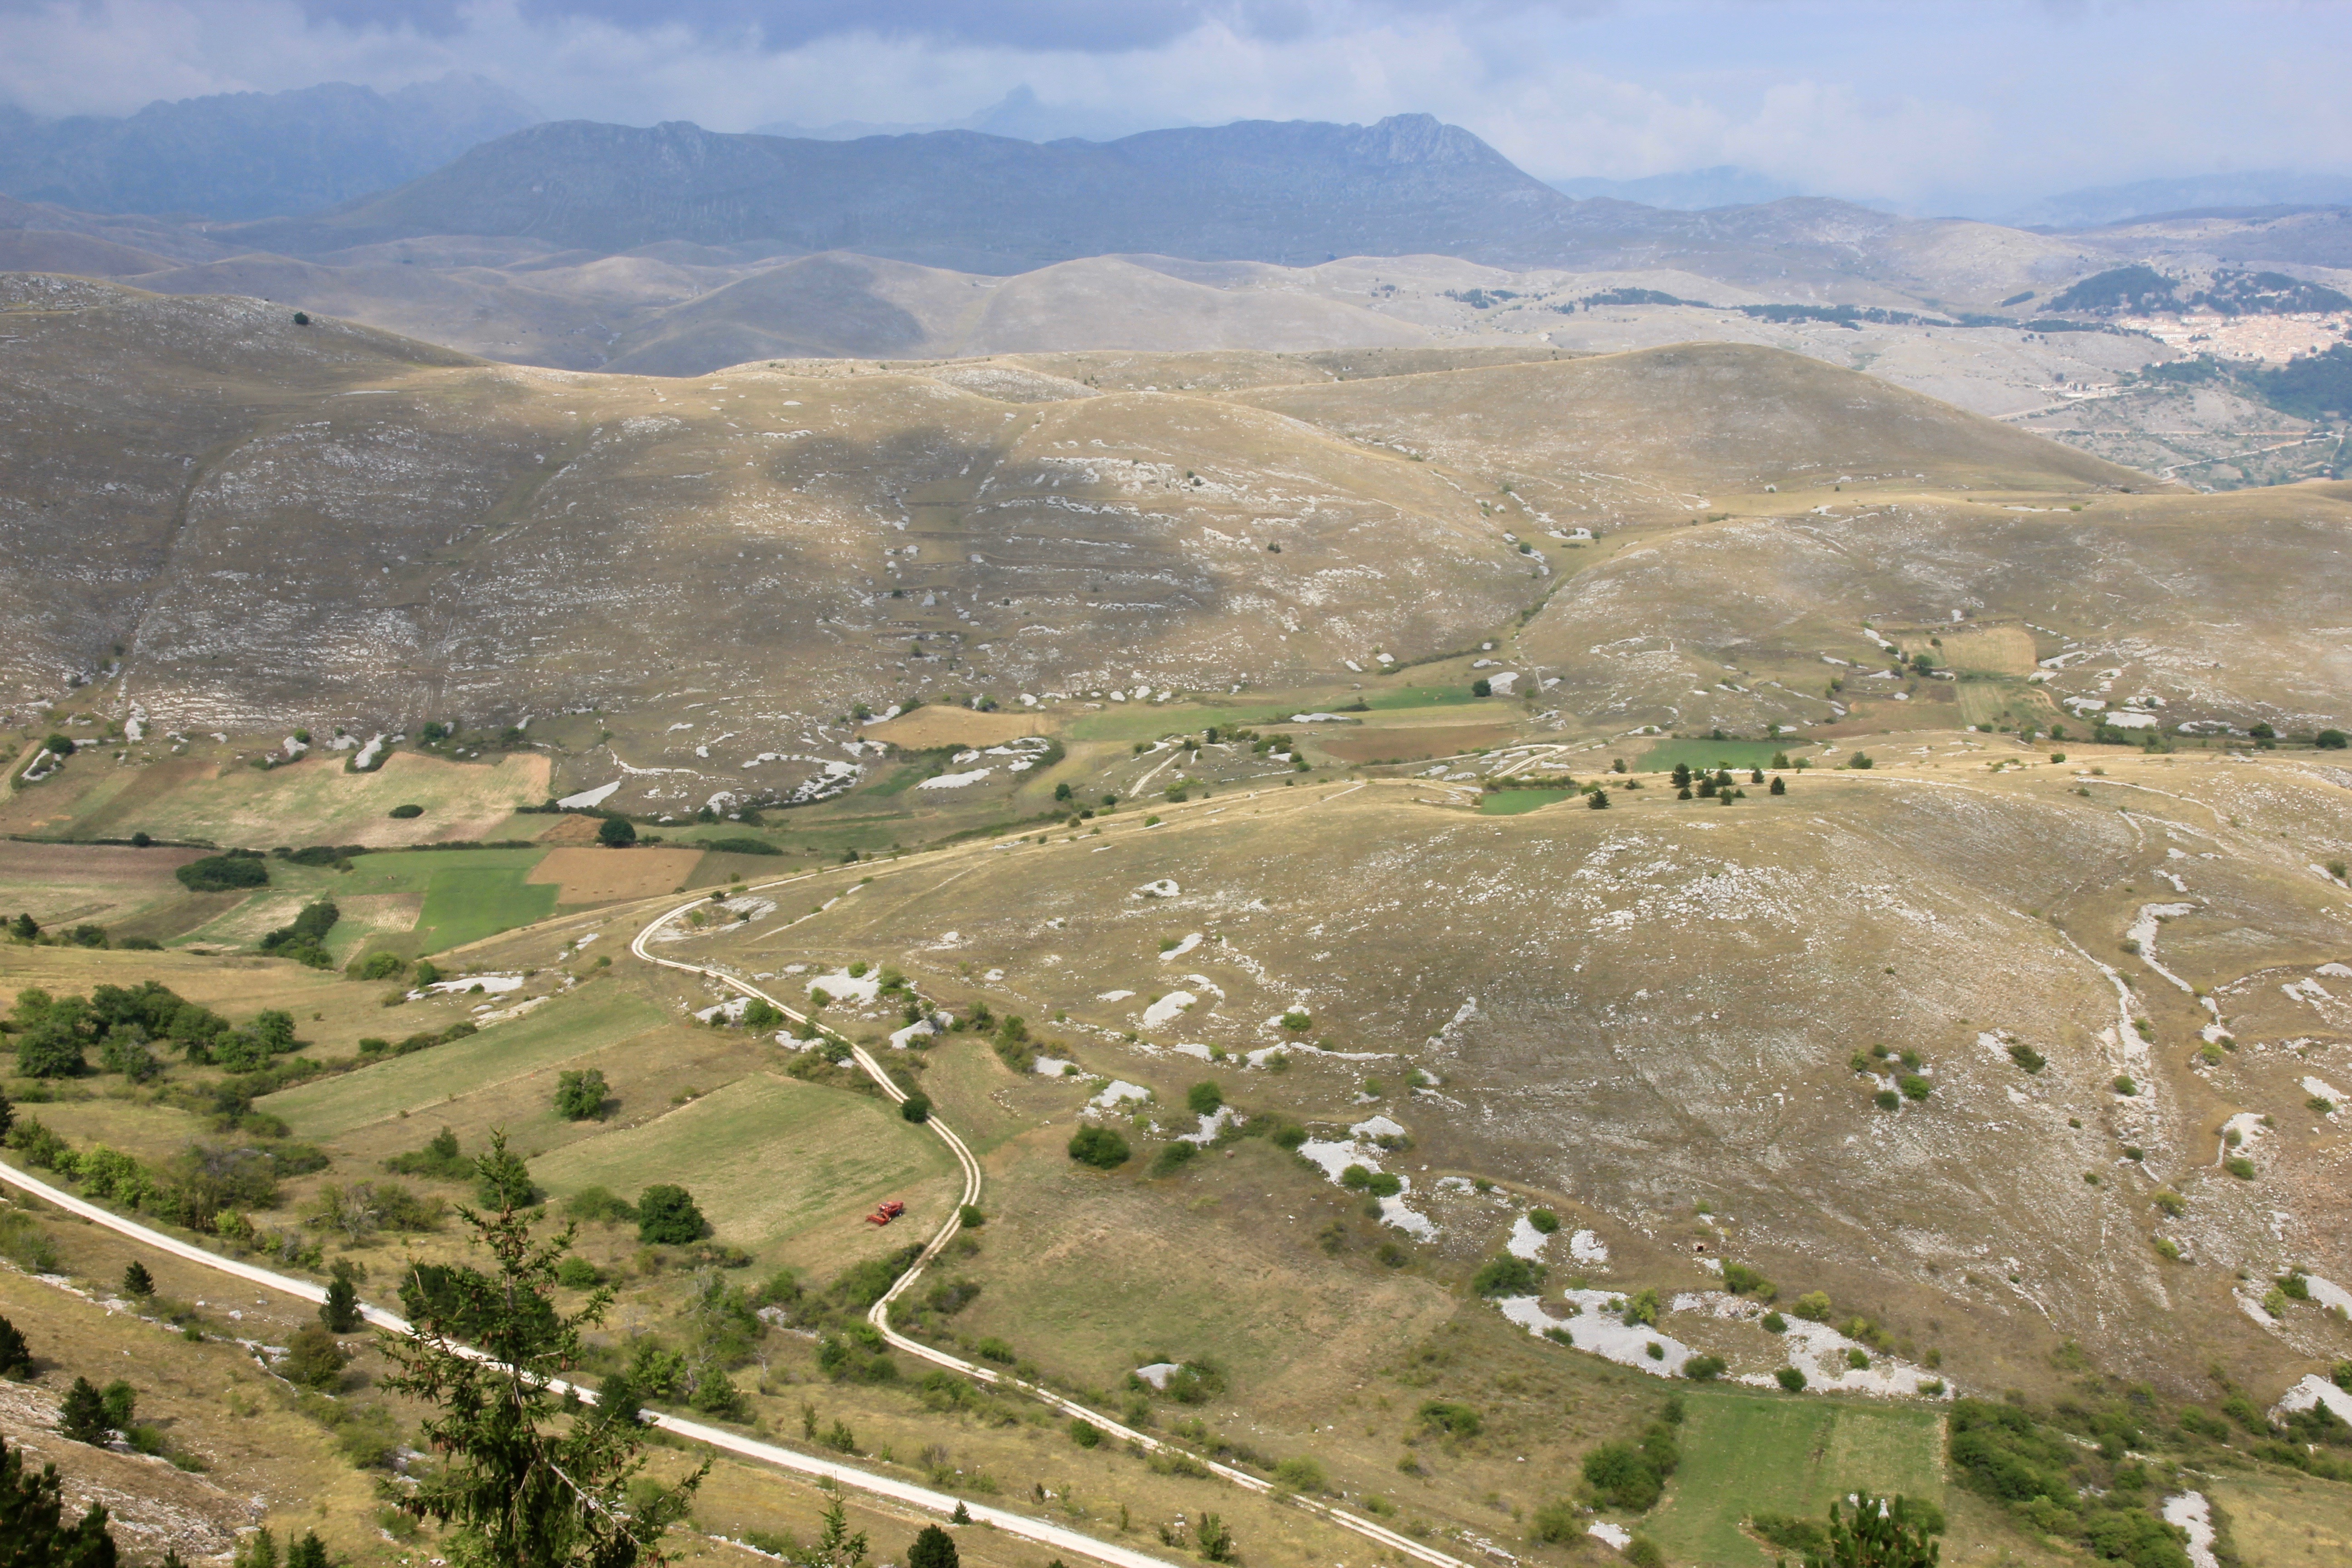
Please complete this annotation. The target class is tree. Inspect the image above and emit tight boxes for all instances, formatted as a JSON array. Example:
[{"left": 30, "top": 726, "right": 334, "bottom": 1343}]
[
  {"left": 598, "top": 816, "right": 637, "bottom": 848},
  {"left": 15, "top": 1022, "right": 86, "bottom": 1078},
  {"left": 635, "top": 1185, "right": 708, "bottom": 1245},
  {"left": 0, "top": 1432, "right": 118, "bottom": 1565},
  {"left": 1770, "top": 775, "right": 1787, "bottom": 795},
  {"left": 1066, "top": 1126, "right": 1130, "bottom": 1168},
  {"left": 120, "top": 1262, "right": 153, "bottom": 1298},
  {"left": 58, "top": 1377, "right": 111, "bottom": 1445},
  {"left": 322, "top": 1265, "right": 363, "bottom": 1333},
  {"left": 554, "top": 1070, "right": 610, "bottom": 1122},
  {"left": 0, "top": 1313, "right": 29, "bottom": 1378},
  {"left": 475, "top": 1142, "right": 539, "bottom": 1210},
  {"left": 285, "top": 1532, "right": 330, "bottom": 1568},
  {"left": 7, "top": 913, "right": 35, "bottom": 942},
  {"left": 906, "top": 1524, "right": 959, "bottom": 1568},
  {"left": 379, "top": 1131, "right": 704, "bottom": 1566},
  {"left": 236, "top": 1529, "right": 279, "bottom": 1568},
  {"left": 899, "top": 1094, "right": 931, "bottom": 1124},
  {"left": 1801, "top": 1494, "right": 1942, "bottom": 1568},
  {"left": 801, "top": 1496, "right": 869, "bottom": 1568},
  {"left": 2319, "top": 729, "right": 2348, "bottom": 750}
]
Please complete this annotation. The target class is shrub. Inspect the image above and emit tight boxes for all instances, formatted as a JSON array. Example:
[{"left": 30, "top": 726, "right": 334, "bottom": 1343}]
[
  {"left": 1621, "top": 1288, "right": 1661, "bottom": 1328},
  {"left": 2319, "top": 729, "right": 2348, "bottom": 749},
  {"left": 1874, "top": 1090, "right": 1901, "bottom": 1111},
  {"left": 553, "top": 1068, "right": 609, "bottom": 1121},
  {"left": 909, "top": 1524, "right": 960, "bottom": 1568},
  {"left": 1068, "top": 1126, "right": 1131, "bottom": 1168},
  {"left": 1899, "top": 1074, "right": 1932, "bottom": 1101},
  {"left": 1683, "top": 1355, "right": 1726, "bottom": 1381},
  {"left": 176, "top": 854, "right": 268, "bottom": 892},
  {"left": 1776, "top": 1366, "right": 1807, "bottom": 1392},
  {"left": 388, "top": 804, "right": 424, "bottom": 819},
  {"left": 1417, "top": 1400, "right": 1481, "bottom": 1437},
  {"left": 1186, "top": 1080, "right": 1223, "bottom": 1115},
  {"left": 555, "top": 1257, "right": 602, "bottom": 1289},
  {"left": 2225, "top": 1156, "right": 2255, "bottom": 1180},
  {"left": 1470, "top": 1255, "right": 1545, "bottom": 1297},
  {"left": 1760, "top": 1310, "right": 1787, "bottom": 1333},
  {"left": 1149, "top": 1142, "right": 1197, "bottom": 1176},
  {"left": 1279, "top": 1009, "right": 1312, "bottom": 1033},
  {"left": 283, "top": 1323, "right": 349, "bottom": 1388},
  {"left": 1793, "top": 1291, "right": 1833, "bottom": 1322},
  {"left": 2112, "top": 1075, "right": 2137, "bottom": 1096},
  {"left": 636, "top": 1185, "right": 709, "bottom": 1244},
  {"left": 0, "top": 1313, "right": 29, "bottom": 1377},
  {"left": 1583, "top": 1435, "right": 1672, "bottom": 1512},
  {"left": 598, "top": 816, "right": 637, "bottom": 848},
  {"left": 385, "top": 1127, "right": 470, "bottom": 1181},
  {"left": 2007, "top": 1042, "right": 2046, "bottom": 1073},
  {"left": 1526, "top": 1208, "right": 1560, "bottom": 1234},
  {"left": 900, "top": 1093, "right": 931, "bottom": 1123},
  {"left": 1365, "top": 1171, "right": 1402, "bottom": 1197},
  {"left": 1529, "top": 1499, "right": 1583, "bottom": 1544},
  {"left": 1274, "top": 1455, "right": 1325, "bottom": 1492},
  {"left": 1721, "top": 1261, "right": 1773, "bottom": 1297},
  {"left": 957, "top": 1203, "right": 985, "bottom": 1228}
]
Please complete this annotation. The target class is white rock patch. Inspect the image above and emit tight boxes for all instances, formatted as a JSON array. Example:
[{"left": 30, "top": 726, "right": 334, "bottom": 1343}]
[
  {"left": 1506, "top": 1216, "right": 1551, "bottom": 1261},
  {"left": 557, "top": 780, "right": 620, "bottom": 809},
  {"left": 1141, "top": 992, "right": 1196, "bottom": 1029},
  {"left": 918, "top": 769, "right": 991, "bottom": 789},
  {"left": 1089, "top": 1080, "right": 1151, "bottom": 1113},
  {"left": 806, "top": 969, "right": 882, "bottom": 1004},
  {"left": 1160, "top": 932, "right": 1203, "bottom": 961},
  {"left": 2160, "top": 1494, "right": 2219, "bottom": 1568}
]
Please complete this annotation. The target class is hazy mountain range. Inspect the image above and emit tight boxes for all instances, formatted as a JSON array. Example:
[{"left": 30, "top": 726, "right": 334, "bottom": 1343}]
[{"left": 5, "top": 78, "right": 2349, "bottom": 236}]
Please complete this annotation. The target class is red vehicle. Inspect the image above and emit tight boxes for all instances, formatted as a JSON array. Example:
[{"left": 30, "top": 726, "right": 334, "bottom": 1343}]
[{"left": 866, "top": 1199, "right": 906, "bottom": 1226}]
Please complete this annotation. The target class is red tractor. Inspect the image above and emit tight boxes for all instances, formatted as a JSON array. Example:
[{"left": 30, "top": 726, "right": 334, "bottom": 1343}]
[{"left": 865, "top": 1199, "right": 906, "bottom": 1226}]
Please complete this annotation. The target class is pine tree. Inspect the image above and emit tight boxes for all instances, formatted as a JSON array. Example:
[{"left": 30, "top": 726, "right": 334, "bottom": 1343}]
[
  {"left": 285, "top": 1529, "right": 331, "bottom": 1568},
  {"left": 236, "top": 1526, "right": 279, "bottom": 1568},
  {"left": 950, "top": 1501, "right": 971, "bottom": 1525},
  {"left": 907, "top": 1524, "right": 959, "bottom": 1568},
  {"left": 379, "top": 1131, "right": 703, "bottom": 1566},
  {"left": 800, "top": 1496, "right": 868, "bottom": 1568},
  {"left": 0, "top": 1312, "right": 30, "bottom": 1377},
  {"left": 1803, "top": 1494, "right": 1940, "bottom": 1568},
  {"left": 0, "top": 1432, "right": 118, "bottom": 1564},
  {"left": 320, "top": 1266, "right": 362, "bottom": 1333},
  {"left": 58, "top": 1377, "right": 111, "bottom": 1444},
  {"left": 0, "top": 1083, "right": 14, "bottom": 1139},
  {"left": 121, "top": 1261, "right": 154, "bottom": 1298}
]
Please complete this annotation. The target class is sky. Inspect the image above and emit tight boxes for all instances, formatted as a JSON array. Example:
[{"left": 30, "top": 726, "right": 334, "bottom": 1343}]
[{"left": 2, "top": 0, "right": 2347, "bottom": 211}]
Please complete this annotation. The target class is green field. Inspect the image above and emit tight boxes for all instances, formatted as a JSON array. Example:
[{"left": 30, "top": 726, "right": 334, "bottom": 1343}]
[
  {"left": 417, "top": 865, "right": 557, "bottom": 951},
  {"left": 528, "top": 1071, "right": 959, "bottom": 1268},
  {"left": 1479, "top": 789, "right": 1578, "bottom": 815},
  {"left": 1361, "top": 683, "right": 1485, "bottom": 711},
  {"left": 263, "top": 990, "right": 667, "bottom": 1138},
  {"left": 1643, "top": 1392, "right": 1945, "bottom": 1566},
  {"left": 1636, "top": 738, "right": 1812, "bottom": 774}
]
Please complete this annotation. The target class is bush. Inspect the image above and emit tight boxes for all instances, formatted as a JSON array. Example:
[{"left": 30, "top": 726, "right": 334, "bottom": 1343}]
[
  {"left": 1470, "top": 1255, "right": 1545, "bottom": 1296},
  {"left": 1529, "top": 1499, "right": 1583, "bottom": 1544},
  {"left": 2225, "top": 1155, "right": 2256, "bottom": 1180},
  {"left": 2318, "top": 729, "right": 2348, "bottom": 750},
  {"left": 1793, "top": 1291, "right": 1832, "bottom": 1322},
  {"left": 1067, "top": 1125, "right": 1131, "bottom": 1168},
  {"left": 1776, "top": 1366, "right": 1807, "bottom": 1392},
  {"left": 553, "top": 1068, "right": 609, "bottom": 1121},
  {"left": 636, "top": 1185, "right": 709, "bottom": 1244},
  {"left": 1149, "top": 1142, "right": 1197, "bottom": 1176},
  {"left": 598, "top": 816, "right": 637, "bottom": 848},
  {"left": 1186, "top": 1080, "right": 1223, "bottom": 1115},
  {"left": 1068, "top": 1417, "right": 1102, "bottom": 1448},
  {"left": 1682, "top": 1355, "right": 1726, "bottom": 1381},
  {"left": 1899, "top": 1074, "right": 1932, "bottom": 1101},
  {"left": 1417, "top": 1400, "right": 1481, "bottom": 1437},
  {"left": 1720, "top": 1261, "right": 1773, "bottom": 1297},
  {"left": 282, "top": 1323, "right": 349, "bottom": 1388},
  {"left": 900, "top": 1093, "right": 931, "bottom": 1123},
  {"left": 388, "top": 804, "right": 424, "bottom": 819},
  {"left": 1274, "top": 1455, "right": 1325, "bottom": 1492},
  {"left": 1527, "top": 1208, "right": 1560, "bottom": 1234},
  {"left": 1583, "top": 1432, "right": 1676, "bottom": 1512},
  {"left": 176, "top": 854, "right": 268, "bottom": 892},
  {"left": 707, "top": 836, "right": 782, "bottom": 855}
]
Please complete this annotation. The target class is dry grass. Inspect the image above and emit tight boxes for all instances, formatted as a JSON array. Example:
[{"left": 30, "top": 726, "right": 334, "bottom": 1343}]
[
  {"left": 0, "top": 840, "right": 209, "bottom": 928},
  {"left": 529, "top": 846, "right": 706, "bottom": 902},
  {"left": 867, "top": 710, "right": 1058, "bottom": 749}
]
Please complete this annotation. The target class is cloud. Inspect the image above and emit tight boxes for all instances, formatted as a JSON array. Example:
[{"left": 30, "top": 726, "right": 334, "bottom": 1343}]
[{"left": 0, "top": 0, "right": 2345, "bottom": 212}]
